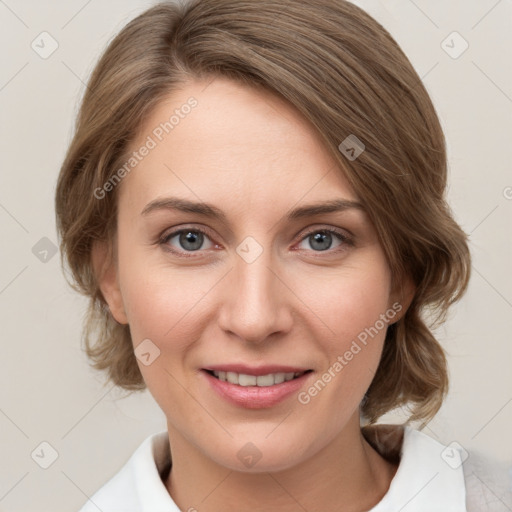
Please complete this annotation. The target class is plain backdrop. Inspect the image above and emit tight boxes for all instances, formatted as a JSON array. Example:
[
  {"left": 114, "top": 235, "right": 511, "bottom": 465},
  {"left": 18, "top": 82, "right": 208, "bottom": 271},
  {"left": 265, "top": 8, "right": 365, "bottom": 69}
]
[{"left": 0, "top": 1, "right": 511, "bottom": 510}]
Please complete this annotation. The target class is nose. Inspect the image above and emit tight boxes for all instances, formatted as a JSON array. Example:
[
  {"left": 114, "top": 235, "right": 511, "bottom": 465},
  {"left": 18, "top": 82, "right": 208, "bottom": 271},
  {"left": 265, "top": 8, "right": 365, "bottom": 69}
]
[{"left": 217, "top": 246, "right": 293, "bottom": 345}]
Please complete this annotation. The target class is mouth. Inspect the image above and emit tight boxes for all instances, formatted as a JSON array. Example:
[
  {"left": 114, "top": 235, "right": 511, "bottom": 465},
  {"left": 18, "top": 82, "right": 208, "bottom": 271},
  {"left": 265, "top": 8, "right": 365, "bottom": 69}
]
[
  {"left": 204, "top": 369, "right": 313, "bottom": 387},
  {"left": 202, "top": 368, "right": 314, "bottom": 409}
]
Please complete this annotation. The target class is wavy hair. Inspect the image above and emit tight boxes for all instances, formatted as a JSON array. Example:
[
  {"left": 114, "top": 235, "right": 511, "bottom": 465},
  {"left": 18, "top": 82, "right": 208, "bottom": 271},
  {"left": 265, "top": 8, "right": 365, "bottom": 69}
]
[{"left": 55, "top": 0, "right": 471, "bottom": 425}]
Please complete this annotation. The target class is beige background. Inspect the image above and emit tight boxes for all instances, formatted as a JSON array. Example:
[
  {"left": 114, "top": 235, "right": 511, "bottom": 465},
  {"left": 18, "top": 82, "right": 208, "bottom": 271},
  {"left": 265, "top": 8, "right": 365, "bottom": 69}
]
[{"left": 0, "top": 0, "right": 511, "bottom": 510}]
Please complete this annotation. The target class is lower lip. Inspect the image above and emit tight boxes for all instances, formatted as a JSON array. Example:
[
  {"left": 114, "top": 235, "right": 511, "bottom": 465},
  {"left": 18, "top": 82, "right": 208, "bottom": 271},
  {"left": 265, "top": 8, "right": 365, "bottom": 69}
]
[{"left": 202, "top": 370, "right": 313, "bottom": 409}]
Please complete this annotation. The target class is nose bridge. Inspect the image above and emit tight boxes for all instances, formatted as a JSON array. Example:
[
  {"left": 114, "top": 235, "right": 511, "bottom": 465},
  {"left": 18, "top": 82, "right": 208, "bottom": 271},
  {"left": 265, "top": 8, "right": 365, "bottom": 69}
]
[{"left": 219, "top": 238, "right": 291, "bottom": 343}]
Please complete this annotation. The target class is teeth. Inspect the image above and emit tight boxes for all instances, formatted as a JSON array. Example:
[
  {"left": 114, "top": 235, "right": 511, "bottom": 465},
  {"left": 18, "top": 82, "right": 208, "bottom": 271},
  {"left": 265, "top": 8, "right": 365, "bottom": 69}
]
[
  {"left": 226, "top": 371, "right": 238, "bottom": 384},
  {"left": 239, "top": 373, "right": 257, "bottom": 386},
  {"left": 211, "top": 370, "right": 306, "bottom": 386},
  {"left": 274, "top": 373, "right": 285, "bottom": 384}
]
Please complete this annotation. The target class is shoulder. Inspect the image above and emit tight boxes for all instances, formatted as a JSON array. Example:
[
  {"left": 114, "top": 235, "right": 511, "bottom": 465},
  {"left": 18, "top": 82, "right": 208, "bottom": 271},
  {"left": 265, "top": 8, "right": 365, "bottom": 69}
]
[
  {"left": 363, "top": 424, "right": 512, "bottom": 511},
  {"left": 78, "top": 430, "right": 174, "bottom": 512}
]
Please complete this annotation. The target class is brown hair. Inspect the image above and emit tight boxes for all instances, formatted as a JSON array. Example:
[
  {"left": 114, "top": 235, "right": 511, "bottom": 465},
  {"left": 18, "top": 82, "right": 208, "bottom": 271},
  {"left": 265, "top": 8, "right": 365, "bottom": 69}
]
[{"left": 55, "top": 0, "right": 471, "bottom": 425}]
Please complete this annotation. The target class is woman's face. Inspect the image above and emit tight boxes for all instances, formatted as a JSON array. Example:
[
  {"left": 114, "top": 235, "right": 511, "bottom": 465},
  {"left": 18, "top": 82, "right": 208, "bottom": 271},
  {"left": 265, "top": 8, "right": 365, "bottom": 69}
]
[{"left": 98, "top": 77, "right": 405, "bottom": 472}]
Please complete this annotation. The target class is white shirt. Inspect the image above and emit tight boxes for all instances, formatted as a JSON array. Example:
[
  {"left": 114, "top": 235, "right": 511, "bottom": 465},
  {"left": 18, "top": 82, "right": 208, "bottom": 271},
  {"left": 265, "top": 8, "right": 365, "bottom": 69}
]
[{"left": 78, "top": 425, "right": 509, "bottom": 511}]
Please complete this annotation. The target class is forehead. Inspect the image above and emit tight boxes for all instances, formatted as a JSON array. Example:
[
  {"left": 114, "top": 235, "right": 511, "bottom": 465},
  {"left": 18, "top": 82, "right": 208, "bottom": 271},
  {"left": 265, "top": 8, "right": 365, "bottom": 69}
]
[{"left": 118, "top": 77, "right": 358, "bottom": 218}]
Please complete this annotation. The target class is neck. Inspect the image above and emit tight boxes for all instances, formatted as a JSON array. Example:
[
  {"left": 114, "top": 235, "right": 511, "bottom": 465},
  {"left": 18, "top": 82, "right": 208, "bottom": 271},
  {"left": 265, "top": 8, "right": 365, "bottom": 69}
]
[{"left": 163, "top": 417, "right": 398, "bottom": 512}]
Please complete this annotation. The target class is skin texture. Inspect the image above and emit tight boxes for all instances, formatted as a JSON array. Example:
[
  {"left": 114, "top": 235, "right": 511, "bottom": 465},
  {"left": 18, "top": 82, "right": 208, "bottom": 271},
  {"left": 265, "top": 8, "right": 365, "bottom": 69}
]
[{"left": 94, "top": 77, "right": 414, "bottom": 511}]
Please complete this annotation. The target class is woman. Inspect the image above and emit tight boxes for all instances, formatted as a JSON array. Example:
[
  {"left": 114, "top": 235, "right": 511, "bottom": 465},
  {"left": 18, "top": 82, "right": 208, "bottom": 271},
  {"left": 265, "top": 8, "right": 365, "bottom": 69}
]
[{"left": 55, "top": 0, "right": 508, "bottom": 510}]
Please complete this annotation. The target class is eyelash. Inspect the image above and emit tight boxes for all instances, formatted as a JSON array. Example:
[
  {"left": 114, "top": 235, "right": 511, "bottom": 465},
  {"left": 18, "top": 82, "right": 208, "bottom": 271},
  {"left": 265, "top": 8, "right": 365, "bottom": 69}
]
[{"left": 158, "top": 225, "right": 353, "bottom": 259}]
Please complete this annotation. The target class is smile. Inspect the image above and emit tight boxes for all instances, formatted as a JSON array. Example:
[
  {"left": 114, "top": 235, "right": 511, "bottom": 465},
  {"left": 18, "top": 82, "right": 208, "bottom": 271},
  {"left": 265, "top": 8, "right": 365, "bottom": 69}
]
[{"left": 202, "top": 369, "right": 314, "bottom": 409}]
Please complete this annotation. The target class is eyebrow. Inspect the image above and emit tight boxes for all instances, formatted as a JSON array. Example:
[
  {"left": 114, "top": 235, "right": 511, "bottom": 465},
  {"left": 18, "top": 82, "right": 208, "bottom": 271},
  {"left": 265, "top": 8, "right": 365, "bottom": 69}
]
[{"left": 141, "top": 197, "right": 364, "bottom": 222}]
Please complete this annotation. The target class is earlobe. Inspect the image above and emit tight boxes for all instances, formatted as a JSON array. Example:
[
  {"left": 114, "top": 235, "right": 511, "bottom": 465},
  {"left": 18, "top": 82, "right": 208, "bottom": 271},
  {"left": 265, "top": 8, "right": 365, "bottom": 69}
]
[{"left": 91, "top": 239, "right": 128, "bottom": 325}]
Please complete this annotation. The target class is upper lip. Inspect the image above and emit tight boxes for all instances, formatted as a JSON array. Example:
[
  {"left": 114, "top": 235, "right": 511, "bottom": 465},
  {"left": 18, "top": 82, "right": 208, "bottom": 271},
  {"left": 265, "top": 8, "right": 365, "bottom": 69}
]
[{"left": 203, "top": 364, "right": 312, "bottom": 376}]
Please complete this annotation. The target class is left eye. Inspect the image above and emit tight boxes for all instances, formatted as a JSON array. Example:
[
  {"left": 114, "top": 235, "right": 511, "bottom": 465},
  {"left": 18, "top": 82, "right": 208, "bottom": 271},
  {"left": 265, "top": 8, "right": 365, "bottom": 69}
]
[{"left": 297, "top": 229, "right": 349, "bottom": 252}]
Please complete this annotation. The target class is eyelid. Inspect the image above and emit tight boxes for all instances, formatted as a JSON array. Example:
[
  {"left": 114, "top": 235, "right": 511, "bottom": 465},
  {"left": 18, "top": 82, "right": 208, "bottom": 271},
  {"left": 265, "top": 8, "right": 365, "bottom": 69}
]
[{"left": 298, "top": 225, "right": 353, "bottom": 242}]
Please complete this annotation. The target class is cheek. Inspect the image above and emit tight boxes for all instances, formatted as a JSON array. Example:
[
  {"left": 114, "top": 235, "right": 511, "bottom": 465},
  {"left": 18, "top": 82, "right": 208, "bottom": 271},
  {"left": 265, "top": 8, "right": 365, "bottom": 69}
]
[
  {"left": 292, "top": 258, "right": 392, "bottom": 404},
  {"left": 118, "top": 251, "right": 222, "bottom": 355},
  {"left": 294, "top": 258, "right": 392, "bottom": 348},
  {"left": 118, "top": 265, "right": 219, "bottom": 410}
]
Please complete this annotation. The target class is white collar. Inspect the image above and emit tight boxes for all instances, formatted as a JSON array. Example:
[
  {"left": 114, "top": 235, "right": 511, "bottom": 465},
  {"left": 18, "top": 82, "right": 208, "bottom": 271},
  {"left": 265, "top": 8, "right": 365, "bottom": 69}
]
[
  {"left": 368, "top": 426, "right": 467, "bottom": 511},
  {"left": 80, "top": 426, "right": 467, "bottom": 511}
]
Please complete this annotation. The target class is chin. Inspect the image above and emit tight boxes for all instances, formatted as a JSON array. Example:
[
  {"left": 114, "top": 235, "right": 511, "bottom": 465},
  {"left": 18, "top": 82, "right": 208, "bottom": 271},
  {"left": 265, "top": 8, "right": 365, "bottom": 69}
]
[{"left": 205, "top": 431, "right": 314, "bottom": 474}]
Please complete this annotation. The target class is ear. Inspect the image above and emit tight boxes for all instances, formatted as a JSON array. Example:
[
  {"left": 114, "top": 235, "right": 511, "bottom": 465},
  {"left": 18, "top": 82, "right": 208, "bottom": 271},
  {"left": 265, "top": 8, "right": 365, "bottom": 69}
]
[
  {"left": 388, "top": 272, "right": 415, "bottom": 324},
  {"left": 91, "top": 238, "right": 128, "bottom": 325}
]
